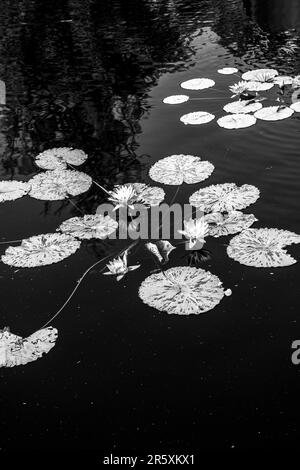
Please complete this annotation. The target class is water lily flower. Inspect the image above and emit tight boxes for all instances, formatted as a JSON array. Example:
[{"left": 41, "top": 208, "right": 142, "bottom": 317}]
[
  {"left": 108, "top": 185, "right": 137, "bottom": 210},
  {"left": 103, "top": 252, "right": 140, "bottom": 281},
  {"left": 229, "top": 81, "right": 250, "bottom": 97},
  {"left": 178, "top": 218, "right": 209, "bottom": 249}
]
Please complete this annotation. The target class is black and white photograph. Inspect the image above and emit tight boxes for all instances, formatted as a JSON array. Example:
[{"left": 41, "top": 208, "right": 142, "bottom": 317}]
[{"left": 1, "top": 0, "right": 300, "bottom": 457}]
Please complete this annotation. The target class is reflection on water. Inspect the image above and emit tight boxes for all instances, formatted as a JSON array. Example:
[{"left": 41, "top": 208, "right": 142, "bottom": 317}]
[{"left": 1, "top": 0, "right": 300, "bottom": 451}]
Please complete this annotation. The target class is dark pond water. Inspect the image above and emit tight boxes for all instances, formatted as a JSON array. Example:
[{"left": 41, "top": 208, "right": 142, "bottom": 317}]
[{"left": 1, "top": 0, "right": 300, "bottom": 452}]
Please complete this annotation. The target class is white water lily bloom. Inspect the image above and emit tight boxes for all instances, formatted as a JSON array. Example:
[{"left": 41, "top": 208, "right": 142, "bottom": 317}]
[
  {"left": 0, "top": 180, "right": 31, "bottom": 202},
  {"left": 273, "top": 76, "right": 293, "bottom": 86},
  {"left": 254, "top": 105, "right": 294, "bottom": 121},
  {"left": 217, "top": 114, "right": 256, "bottom": 129},
  {"left": 223, "top": 100, "right": 262, "bottom": 114},
  {"left": 29, "top": 169, "right": 92, "bottom": 200},
  {"left": 204, "top": 210, "right": 257, "bottom": 237},
  {"left": 229, "top": 81, "right": 251, "bottom": 97},
  {"left": 58, "top": 214, "right": 118, "bottom": 239},
  {"left": 149, "top": 154, "right": 214, "bottom": 185},
  {"left": 0, "top": 327, "right": 58, "bottom": 368},
  {"left": 145, "top": 240, "right": 176, "bottom": 263},
  {"left": 189, "top": 183, "right": 260, "bottom": 213},
  {"left": 241, "top": 69, "right": 278, "bottom": 81},
  {"left": 245, "top": 81, "right": 274, "bottom": 91},
  {"left": 34, "top": 147, "right": 88, "bottom": 170},
  {"left": 217, "top": 67, "right": 238, "bottom": 74},
  {"left": 163, "top": 95, "right": 189, "bottom": 104},
  {"left": 178, "top": 218, "right": 209, "bottom": 249},
  {"left": 1, "top": 233, "right": 81, "bottom": 267},
  {"left": 180, "top": 111, "right": 215, "bottom": 125},
  {"left": 103, "top": 252, "right": 140, "bottom": 281},
  {"left": 139, "top": 266, "right": 227, "bottom": 315},
  {"left": 108, "top": 183, "right": 164, "bottom": 210},
  {"left": 290, "top": 102, "right": 300, "bottom": 112},
  {"left": 227, "top": 228, "right": 300, "bottom": 267},
  {"left": 180, "top": 78, "right": 215, "bottom": 90}
]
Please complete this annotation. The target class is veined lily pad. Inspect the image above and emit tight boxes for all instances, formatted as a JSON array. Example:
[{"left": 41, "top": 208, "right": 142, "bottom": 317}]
[
  {"left": 217, "top": 67, "right": 238, "bottom": 74},
  {"left": 29, "top": 169, "right": 92, "bottom": 200},
  {"left": 0, "top": 327, "right": 57, "bottom": 367},
  {"left": 244, "top": 81, "right": 274, "bottom": 91},
  {"left": 217, "top": 114, "right": 256, "bottom": 129},
  {"left": 204, "top": 211, "right": 257, "bottom": 237},
  {"left": 241, "top": 69, "right": 278, "bottom": 81},
  {"left": 139, "top": 266, "right": 227, "bottom": 315},
  {"left": 0, "top": 181, "right": 30, "bottom": 202},
  {"left": 180, "top": 111, "right": 215, "bottom": 125},
  {"left": 180, "top": 78, "right": 215, "bottom": 90},
  {"left": 34, "top": 147, "right": 88, "bottom": 170},
  {"left": 149, "top": 154, "right": 214, "bottom": 185},
  {"left": 58, "top": 214, "right": 118, "bottom": 239},
  {"left": 131, "top": 183, "right": 165, "bottom": 206},
  {"left": 223, "top": 100, "right": 262, "bottom": 114},
  {"left": 189, "top": 183, "right": 260, "bottom": 213},
  {"left": 227, "top": 228, "right": 300, "bottom": 267},
  {"left": 163, "top": 95, "right": 189, "bottom": 104},
  {"left": 1, "top": 233, "right": 81, "bottom": 267},
  {"left": 254, "top": 106, "right": 294, "bottom": 121}
]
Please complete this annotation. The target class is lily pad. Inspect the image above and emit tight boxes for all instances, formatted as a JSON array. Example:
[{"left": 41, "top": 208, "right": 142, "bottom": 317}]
[
  {"left": 204, "top": 211, "right": 257, "bottom": 237},
  {"left": 139, "top": 266, "right": 226, "bottom": 315},
  {"left": 180, "top": 111, "right": 215, "bottom": 125},
  {"left": 58, "top": 214, "right": 118, "bottom": 240},
  {"left": 273, "top": 76, "right": 293, "bottom": 86},
  {"left": 0, "top": 327, "right": 58, "bottom": 367},
  {"left": 34, "top": 147, "right": 88, "bottom": 170},
  {"left": 29, "top": 169, "right": 92, "bottom": 200},
  {"left": 0, "top": 181, "right": 30, "bottom": 202},
  {"left": 163, "top": 95, "right": 189, "bottom": 104},
  {"left": 217, "top": 67, "right": 238, "bottom": 74},
  {"left": 180, "top": 78, "right": 215, "bottom": 90},
  {"left": 223, "top": 100, "right": 262, "bottom": 114},
  {"left": 227, "top": 228, "right": 300, "bottom": 267},
  {"left": 254, "top": 106, "right": 294, "bottom": 121},
  {"left": 217, "top": 114, "right": 256, "bottom": 129},
  {"left": 149, "top": 154, "right": 214, "bottom": 185},
  {"left": 241, "top": 69, "right": 278, "bottom": 81},
  {"left": 131, "top": 183, "right": 165, "bottom": 206},
  {"left": 1, "top": 233, "right": 81, "bottom": 267},
  {"left": 189, "top": 183, "right": 260, "bottom": 213},
  {"left": 290, "top": 102, "right": 300, "bottom": 112},
  {"left": 244, "top": 81, "right": 274, "bottom": 91}
]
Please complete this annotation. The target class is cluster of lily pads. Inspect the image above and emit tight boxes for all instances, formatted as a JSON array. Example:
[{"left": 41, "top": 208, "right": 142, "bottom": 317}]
[
  {"left": 163, "top": 67, "right": 300, "bottom": 128},
  {"left": 2, "top": 67, "right": 300, "bottom": 368}
]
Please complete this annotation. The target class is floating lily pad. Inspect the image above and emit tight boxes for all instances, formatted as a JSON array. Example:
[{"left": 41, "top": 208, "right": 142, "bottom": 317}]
[
  {"left": 204, "top": 211, "right": 258, "bottom": 237},
  {"left": 217, "top": 114, "right": 256, "bottom": 129},
  {"left": 223, "top": 100, "right": 262, "bottom": 114},
  {"left": 131, "top": 183, "right": 165, "bottom": 206},
  {"left": 0, "top": 181, "right": 30, "bottom": 202},
  {"left": 34, "top": 147, "right": 88, "bottom": 170},
  {"left": 227, "top": 228, "right": 300, "bottom": 267},
  {"left": 180, "top": 111, "right": 215, "bottom": 125},
  {"left": 0, "top": 327, "right": 57, "bottom": 367},
  {"left": 1, "top": 233, "right": 81, "bottom": 267},
  {"left": 273, "top": 76, "right": 293, "bottom": 86},
  {"left": 189, "top": 183, "right": 260, "bottom": 213},
  {"left": 217, "top": 67, "right": 238, "bottom": 74},
  {"left": 58, "top": 214, "right": 118, "bottom": 240},
  {"left": 241, "top": 69, "right": 278, "bottom": 81},
  {"left": 149, "top": 154, "right": 214, "bottom": 185},
  {"left": 244, "top": 81, "right": 274, "bottom": 91},
  {"left": 163, "top": 95, "right": 189, "bottom": 104},
  {"left": 180, "top": 78, "right": 215, "bottom": 90},
  {"left": 254, "top": 106, "right": 294, "bottom": 121},
  {"left": 290, "top": 102, "right": 300, "bottom": 112},
  {"left": 139, "top": 266, "right": 226, "bottom": 315},
  {"left": 29, "top": 169, "right": 92, "bottom": 200}
]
